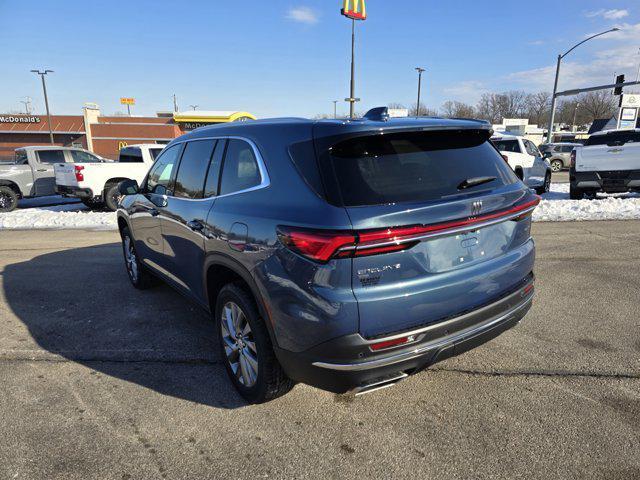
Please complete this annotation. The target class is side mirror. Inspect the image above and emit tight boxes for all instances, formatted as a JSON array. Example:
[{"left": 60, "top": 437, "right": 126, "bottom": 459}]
[{"left": 118, "top": 179, "right": 139, "bottom": 195}]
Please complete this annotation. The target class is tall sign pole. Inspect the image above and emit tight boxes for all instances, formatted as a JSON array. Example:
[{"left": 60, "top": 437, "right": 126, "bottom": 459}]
[
  {"left": 31, "top": 69, "right": 54, "bottom": 144},
  {"left": 341, "top": 0, "right": 366, "bottom": 119}
]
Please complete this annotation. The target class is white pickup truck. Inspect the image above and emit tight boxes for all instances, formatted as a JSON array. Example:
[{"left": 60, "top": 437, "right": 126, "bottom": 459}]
[
  {"left": 571, "top": 129, "right": 640, "bottom": 199},
  {"left": 55, "top": 144, "right": 164, "bottom": 210}
]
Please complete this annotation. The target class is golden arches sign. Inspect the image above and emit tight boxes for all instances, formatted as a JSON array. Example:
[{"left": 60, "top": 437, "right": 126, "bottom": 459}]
[{"left": 341, "top": 0, "right": 366, "bottom": 20}]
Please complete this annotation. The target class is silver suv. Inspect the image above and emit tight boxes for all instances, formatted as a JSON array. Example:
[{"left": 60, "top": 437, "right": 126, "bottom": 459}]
[{"left": 539, "top": 143, "right": 581, "bottom": 172}]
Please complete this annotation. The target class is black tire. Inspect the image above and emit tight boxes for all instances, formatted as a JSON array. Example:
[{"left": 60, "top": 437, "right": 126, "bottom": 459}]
[
  {"left": 120, "top": 226, "right": 156, "bottom": 289},
  {"left": 536, "top": 172, "right": 551, "bottom": 195},
  {"left": 104, "top": 184, "right": 121, "bottom": 212},
  {"left": 0, "top": 186, "right": 18, "bottom": 213},
  {"left": 550, "top": 159, "right": 563, "bottom": 172},
  {"left": 569, "top": 185, "right": 583, "bottom": 200},
  {"left": 81, "top": 198, "right": 104, "bottom": 210},
  {"left": 216, "top": 283, "right": 294, "bottom": 403}
]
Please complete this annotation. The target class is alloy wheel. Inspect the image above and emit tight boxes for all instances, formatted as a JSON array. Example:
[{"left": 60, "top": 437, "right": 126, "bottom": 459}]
[
  {"left": 124, "top": 235, "right": 138, "bottom": 282},
  {"left": 0, "top": 192, "right": 11, "bottom": 209},
  {"left": 221, "top": 301, "right": 258, "bottom": 387},
  {"left": 551, "top": 160, "right": 562, "bottom": 172}
]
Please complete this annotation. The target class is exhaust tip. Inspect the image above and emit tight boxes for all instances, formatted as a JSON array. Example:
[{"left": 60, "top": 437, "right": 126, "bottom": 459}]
[{"left": 351, "top": 372, "right": 408, "bottom": 396}]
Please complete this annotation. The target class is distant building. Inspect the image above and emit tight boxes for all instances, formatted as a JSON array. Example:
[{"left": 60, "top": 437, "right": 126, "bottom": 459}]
[
  {"left": 0, "top": 106, "right": 256, "bottom": 160},
  {"left": 492, "top": 118, "right": 546, "bottom": 145}
]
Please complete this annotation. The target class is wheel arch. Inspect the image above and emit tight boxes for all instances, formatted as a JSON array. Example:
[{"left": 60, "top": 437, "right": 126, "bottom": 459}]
[
  {"left": 0, "top": 180, "right": 23, "bottom": 198},
  {"left": 203, "top": 253, "right": 277, "bottom": 345}
]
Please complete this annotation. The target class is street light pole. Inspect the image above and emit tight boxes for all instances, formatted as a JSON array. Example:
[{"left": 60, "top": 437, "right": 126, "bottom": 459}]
[
  {"left": 546, "top": 28, "right": 620, "bottom": 143},
  {"left": 415, "top": 67, "right": 426, "bottom": 117},
  {"left": 31, "top": 69, "right": 54, "bottom": 144},
  {"left": 189, "top": 105, "right": 198, "bottom": 111},
  {"left": 333, "top": 100, "right": 338, "bottom": 119}
]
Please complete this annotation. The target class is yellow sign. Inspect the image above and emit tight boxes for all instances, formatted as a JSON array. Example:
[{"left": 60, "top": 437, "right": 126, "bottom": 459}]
[
  {"left": 341, "top": 0, "right": 366, "bottom": 20},
  {"left": 118, "top": 141, "right": 128, "bottom": 150},
  {"left": 120, "top": 97, "right": 135, "bottom": 105}
]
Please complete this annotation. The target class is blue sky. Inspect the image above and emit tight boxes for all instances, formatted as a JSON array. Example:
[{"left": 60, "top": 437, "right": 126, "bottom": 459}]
[{"left": 1, "top": 0, "right": 639, "bottom": 118}]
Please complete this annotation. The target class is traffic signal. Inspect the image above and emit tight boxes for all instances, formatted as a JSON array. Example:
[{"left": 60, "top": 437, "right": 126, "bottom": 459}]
[{"left": 614, "top": 74, "right": 625, "bottom": 96}]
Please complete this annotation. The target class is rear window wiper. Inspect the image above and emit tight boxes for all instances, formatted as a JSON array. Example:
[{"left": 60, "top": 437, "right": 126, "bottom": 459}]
[{"left": 457, "top": 176, "right": 496, "bottom": 190}]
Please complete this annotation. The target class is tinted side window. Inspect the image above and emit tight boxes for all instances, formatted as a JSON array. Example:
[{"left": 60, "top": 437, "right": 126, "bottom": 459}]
[
  {"left": 219, "top": 139, "right": 262, "bottom": 196},
  {"left": 119, "top": 148, "right": 143, "bottom": 163},
  {"left": 173, "top": 140, "right": 216, "bottom": 199},
  {"left": 37, "top": 150, "right": 66, "bottom": 164},
  {"left": 561, "top": 145, "right": 574, "bottom": 153},
  {"left": 146, "top": 144, "right": 181, "bottom": 195},
  {"left": 70, "top": 150, "right": 102, "bottom": 163},
  {"left": 524, "top": 140, "right": 540, "bottom": 157},
  {"left": 204, "top": 140, "right": 225, "bottom": 197}
]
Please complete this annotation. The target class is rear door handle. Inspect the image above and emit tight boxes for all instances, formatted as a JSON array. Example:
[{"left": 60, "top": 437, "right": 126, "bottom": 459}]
[
  {"left": 187, "top": 220, "right": 205, "bottom": 231},
  {"left": 37, "top": 169, "right": 47, "bottom": 172}
]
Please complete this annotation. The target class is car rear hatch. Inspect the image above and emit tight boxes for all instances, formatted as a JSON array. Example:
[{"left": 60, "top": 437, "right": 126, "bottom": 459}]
[
  {"left": 314, "top": 125, "right": 538, "bottom": 338},
  {"left": 578, "top": 131, "right": 640, "bottom": 172}
]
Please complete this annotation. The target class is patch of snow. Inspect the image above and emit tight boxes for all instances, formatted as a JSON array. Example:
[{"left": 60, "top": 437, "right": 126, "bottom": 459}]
[
  {"left": 0, "top": 203, "right": 116, "bottom": 230},
  {"left": 533, "top": 184, "right": 640, "bottom": 222}
]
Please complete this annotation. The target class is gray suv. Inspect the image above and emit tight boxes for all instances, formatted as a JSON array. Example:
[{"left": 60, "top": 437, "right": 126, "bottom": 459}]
[
  {"left": 116, "top": 108, "right": 539, "bottom": 403},
  {"left": 539, "top": 143, "right": 581, "bottom": 172}
]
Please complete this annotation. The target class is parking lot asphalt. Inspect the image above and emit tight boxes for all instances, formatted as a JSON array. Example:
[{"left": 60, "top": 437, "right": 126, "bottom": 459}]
[{"left": 0, "top": 222, "right": 639, "bottom": 480}]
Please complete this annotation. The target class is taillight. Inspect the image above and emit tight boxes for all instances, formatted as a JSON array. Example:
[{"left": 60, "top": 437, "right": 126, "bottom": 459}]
[
  {"left": 276, "top": 227, "right": 356, "bottom": 263},
  {"left": 278, "top": 198, "right": 541, "bottom": 263},
  {"left": 570, "top": 150, "right": 576, "bottom": 169},
  {"left": 74, "top": 165, "right": 85, "bottom": 181}
]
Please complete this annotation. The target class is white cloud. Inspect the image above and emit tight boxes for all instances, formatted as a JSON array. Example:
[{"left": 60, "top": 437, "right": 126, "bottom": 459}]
[
  {"left": 286, "top": 6, "right": 319, "bottom": 25},
  {"left": 507, "top": 23, "right": 640, "bottom": 92},
  {"left": 528, "top": 40, "right": 545, "bottom": 46},
  {"left": 585, "top": 9, "right": 629, "bottom": 20},
  {"left": 442, "top": 80, "right": 488, "bottom": 103}
]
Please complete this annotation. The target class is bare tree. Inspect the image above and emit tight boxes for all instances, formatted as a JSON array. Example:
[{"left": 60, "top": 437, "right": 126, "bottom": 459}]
[
  {"left": 409, "top": 102, "right": 438, "bottom": 117},
  {"left": 475, "top": 91, "right": 529, "bottom": 123},
  {"left": 441, "top": 100, "right": 476, "bottom": 118},
  {"left": 387, "top": 102, "right": 406, "bottom": 109},
  {"left": 576, "top": 90, "right": 617, "bottom": 121},
  {"left": 525, "top": 92, "right": 551, "bottom": 125}
]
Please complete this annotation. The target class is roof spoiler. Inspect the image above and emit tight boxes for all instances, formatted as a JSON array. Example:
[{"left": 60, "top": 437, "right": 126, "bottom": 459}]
[{"left": 363, "top": 107, "right": 390, "bottom": 122}]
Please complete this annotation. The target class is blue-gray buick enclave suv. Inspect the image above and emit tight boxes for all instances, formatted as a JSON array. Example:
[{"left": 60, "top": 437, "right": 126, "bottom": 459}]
[{"left": 116, "top": 108, "right": 539, "bottom": 403}]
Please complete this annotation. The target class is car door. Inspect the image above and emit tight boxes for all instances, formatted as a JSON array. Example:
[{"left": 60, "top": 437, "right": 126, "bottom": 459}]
[
  {"left": 33, "top": 149, "right": 66, "bottom": 196},
  {"left": 129, "top": 143, "right": 182, "bottom": 271},
  {"left": 157, "top": 139, "right": 221, "bottom": 303}
]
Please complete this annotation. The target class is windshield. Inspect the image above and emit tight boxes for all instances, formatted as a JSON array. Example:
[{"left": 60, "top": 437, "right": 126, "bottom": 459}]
[
  {"left": 327, "top": 130, "right": 518, "bottom": 207},
  {"left": 585, "top": 131, "right": 640, "bottom": 147}
]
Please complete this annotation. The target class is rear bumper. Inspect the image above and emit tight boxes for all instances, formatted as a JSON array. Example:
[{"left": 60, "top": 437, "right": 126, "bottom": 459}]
[
  {"left": 275, "top": 275, "right": 534, "bottom": 394},
  {"left": 571, "top": 169, "right": 640, "bottom": 193},
  {"left": 56, "top": 185, "right": 94, "bottom": 199}
]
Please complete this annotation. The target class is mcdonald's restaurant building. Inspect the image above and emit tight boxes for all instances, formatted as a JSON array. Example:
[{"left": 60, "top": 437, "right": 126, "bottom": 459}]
[{"left": 0, "top": 106, "right": 256, "bottom": 160}]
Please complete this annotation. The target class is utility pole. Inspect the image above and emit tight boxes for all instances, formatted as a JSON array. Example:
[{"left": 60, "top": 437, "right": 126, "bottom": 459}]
[
  {"left": 415, "top": 67, "right": 426, "bottom": 117},
  {"left": 31, "top": 69, "right": 54, "bottom": 144},
  {"left": 126, "top": 104, "right": 131, "bottom": 116},
  {"left": 333, "top": 100, "right": 338, "bottom": 119},
  {"left": 572, "top": 102, "right": 580, "bottom": 132},
  {"left": 173, "top": 94, "right": 178, "bottom": 112},
  {"left": 20, "top": 97, "right": 32, "bottom": 115},
  {"left": 189, "top": 105, "right": 198, "bottom": 111},
  {"left": 635, "top": 48, "right": 640, "bottom": 84}
]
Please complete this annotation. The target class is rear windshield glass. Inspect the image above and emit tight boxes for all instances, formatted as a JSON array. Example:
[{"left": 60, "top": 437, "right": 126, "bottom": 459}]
[
  {"left": 328, "top": 130, "right": 517, "bottom": 207},
  {"left": 492, "top": 139, "right": 521, "bottom": 153},
  {"left": 585, "top": 131, "right": 640, "bottom": 146},
  {"left": 150, "top": 148, "right": 163, "bottom": 160}
]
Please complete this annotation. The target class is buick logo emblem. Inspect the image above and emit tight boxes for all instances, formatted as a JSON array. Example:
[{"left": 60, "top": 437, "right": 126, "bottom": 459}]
[{"left": 471, "top": 201, "right": 483, "bottom": 216}]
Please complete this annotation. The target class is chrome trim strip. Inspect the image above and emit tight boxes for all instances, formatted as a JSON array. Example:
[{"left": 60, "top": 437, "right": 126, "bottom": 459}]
[
  {"left": 312, "top": 296, "right": 532, "bottom": 372},
  {"left": 337, "top": 205, "right": 537, "bottom": 253}
]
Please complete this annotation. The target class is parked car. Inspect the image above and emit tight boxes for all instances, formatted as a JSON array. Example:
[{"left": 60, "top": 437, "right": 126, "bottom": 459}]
[
  {"left": 55, "top": 144, "right": 165, "bottom": 210},
  {"left": 539, "top": 142, "right": 581, "bottom": 172},
  {"left": 0, "top": 146, "right": 105, "bottom": 213},
  {"left": 570, "top": 129, "right": 640, "bottom": 199},
  {"left": 491, "top": 134, "right": 551, "bottom": 194},
  {"left": 116, "top": 108, "right": 539, "bottom": 403}
]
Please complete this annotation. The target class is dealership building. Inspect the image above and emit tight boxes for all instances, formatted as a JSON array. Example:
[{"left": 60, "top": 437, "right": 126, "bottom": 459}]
[{"left": 0, "top": 105, "right": 256, "bottom": 160}]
